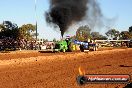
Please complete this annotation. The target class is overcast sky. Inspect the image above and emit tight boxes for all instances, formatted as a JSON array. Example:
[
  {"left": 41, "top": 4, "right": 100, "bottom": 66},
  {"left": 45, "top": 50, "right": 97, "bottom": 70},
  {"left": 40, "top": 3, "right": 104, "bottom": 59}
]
[{"left": 0, "top": 0, "right": 132, "bottom": 40}]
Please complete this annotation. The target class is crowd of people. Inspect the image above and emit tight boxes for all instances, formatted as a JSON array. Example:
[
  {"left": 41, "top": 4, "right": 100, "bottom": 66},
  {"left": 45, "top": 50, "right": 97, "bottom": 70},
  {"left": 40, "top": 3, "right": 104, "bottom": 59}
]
[
  {"left": 0, "top": 37, "right": 37, "bottom": 51},
  {"left": 0, "top": 37, "right": 55, "bottom": 51},
  {"left": 0, "top": 37, "right": 18, "bottom": 51}
]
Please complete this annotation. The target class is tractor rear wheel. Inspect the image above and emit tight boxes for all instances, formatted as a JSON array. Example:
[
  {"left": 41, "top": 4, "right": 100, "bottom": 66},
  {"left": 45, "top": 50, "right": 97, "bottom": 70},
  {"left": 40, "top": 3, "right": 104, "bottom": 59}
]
[
  {"left": 68, "top": 43, "right": 74, "bottom": 52},
  {"left": 80, "top": 45, "right": 84, "bottom": 52}
]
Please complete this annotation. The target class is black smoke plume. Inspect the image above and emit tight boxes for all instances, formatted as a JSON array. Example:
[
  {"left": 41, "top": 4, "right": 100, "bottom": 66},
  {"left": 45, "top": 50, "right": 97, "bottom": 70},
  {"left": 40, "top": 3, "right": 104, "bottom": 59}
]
[
  {"left": 46, "top": 0, "right": 105, "bottom": 37},
  {"left": 46, "top": 0, "right": 88, "bottom": 37}
]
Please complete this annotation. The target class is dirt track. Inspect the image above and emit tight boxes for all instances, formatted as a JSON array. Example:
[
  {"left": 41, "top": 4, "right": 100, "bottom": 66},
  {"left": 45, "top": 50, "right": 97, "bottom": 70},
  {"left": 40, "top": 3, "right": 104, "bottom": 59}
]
[{"left": 0, "top": 48, "right": 132, "bottom": 88}]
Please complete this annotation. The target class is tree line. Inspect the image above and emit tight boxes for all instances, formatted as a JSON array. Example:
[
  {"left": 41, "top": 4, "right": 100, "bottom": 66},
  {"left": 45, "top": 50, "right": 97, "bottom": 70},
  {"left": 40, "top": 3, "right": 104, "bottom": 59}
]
[
  {"left": 74, "top": 25, "right": 132, "bottom": 41},
  {"left": 0, "top": 21, "right": 131, "bottom": 42},
  {"left": 0, "top": 21, "right": 37, "bottom": 41}
]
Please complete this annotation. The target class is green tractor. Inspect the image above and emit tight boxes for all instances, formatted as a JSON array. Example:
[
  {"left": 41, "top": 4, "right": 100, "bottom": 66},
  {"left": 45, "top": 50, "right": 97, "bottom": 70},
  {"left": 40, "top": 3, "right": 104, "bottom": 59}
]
[{"left": 54, "top": 38, "right": 75, "bottom": 52}]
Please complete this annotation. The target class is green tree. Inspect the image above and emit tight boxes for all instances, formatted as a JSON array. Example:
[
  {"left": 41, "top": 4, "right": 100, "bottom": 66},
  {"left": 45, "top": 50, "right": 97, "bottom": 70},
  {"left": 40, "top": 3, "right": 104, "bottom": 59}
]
[
  {"left": 120, "top": 31, "right": 131, "bottom": 40},
  {"left": 91, "top": 32, "right": 107, "bottom": 40},
  {"left": 0, "top": 24, "right": 5, "bottom": 32},
  {"left": 19, "top": 24, "right": 36, "bottom": 41},
  {"left": 76, "top": 25, "right": 91, "bottom": 41},
  {"left": 105, "top": 29, "right": 120, "bottom": 40},
  {"left": 128, "top": 26, "right": 132, "bottom": 38},
  {"left": 0, "top": 24, "right": 5, "bottom": 37},
  {"left": 0, "top": 21, "right": 19, "bottom": 40},
  {"left": 91, "top": 32, "right": 100, "bottom": 40},
  {"left": 99, "top": 35, "right": 108, "bottom": 40},
  {"left": 129, "top": 26, "right": 132, "bottom": 33}
]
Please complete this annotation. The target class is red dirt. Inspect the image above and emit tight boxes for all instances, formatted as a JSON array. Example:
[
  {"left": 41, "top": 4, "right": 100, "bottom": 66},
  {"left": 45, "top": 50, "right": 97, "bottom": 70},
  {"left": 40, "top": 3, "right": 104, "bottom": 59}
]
[{"left": 0, "top": 48, "right": 132, "bottom": 88}]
